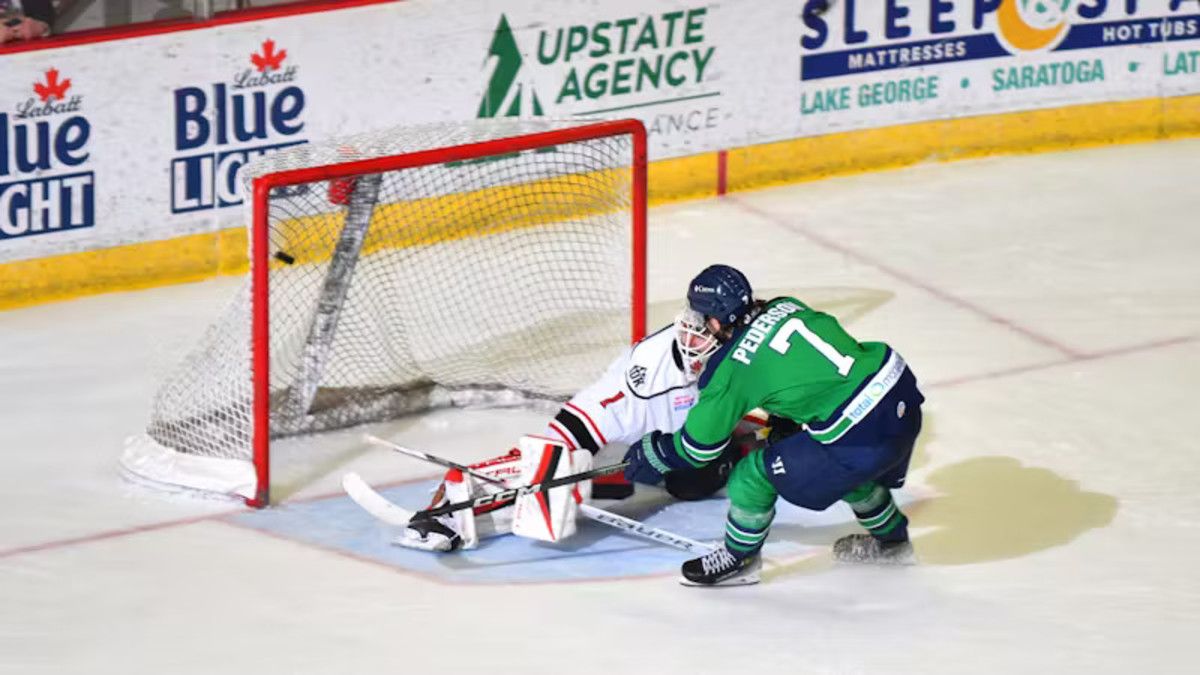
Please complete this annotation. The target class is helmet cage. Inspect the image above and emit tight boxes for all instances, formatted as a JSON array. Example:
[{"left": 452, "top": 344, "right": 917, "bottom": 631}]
[{"left": 674, "top": 308, "right": 720, "bottom": 381}]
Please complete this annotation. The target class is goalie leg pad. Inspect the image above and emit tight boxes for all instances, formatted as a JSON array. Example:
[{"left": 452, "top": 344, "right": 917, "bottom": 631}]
[
  {"left": 510, "top": 436, "right": 591, "bottom": 543},
  {"left": 401, "top": 450, "right": 526, "bottom": 553},
  {"left": 444, "top": 470, "right": 480, "bottom": 549}
]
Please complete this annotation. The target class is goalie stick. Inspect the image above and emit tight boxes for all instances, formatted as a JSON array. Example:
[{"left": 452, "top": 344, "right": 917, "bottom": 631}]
[
  {"left": 364, "top": 434, "right": 507, "bottom": 486},
  {"left": 342, "top": 472, "right": 414, "bottom": 527}
]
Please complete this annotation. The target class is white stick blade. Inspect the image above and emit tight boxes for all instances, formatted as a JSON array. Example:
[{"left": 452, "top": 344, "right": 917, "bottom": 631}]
[{"left": 342, "top": 472, "right": 415, "bottom": 527}]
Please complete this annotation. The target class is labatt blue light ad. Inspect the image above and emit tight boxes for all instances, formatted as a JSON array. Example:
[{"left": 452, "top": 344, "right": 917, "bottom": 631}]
[
  {"left": 0, "top": 68, "right": 95, "bottom": 242},
  {"left": 170, "top": 39, "right": 308, "bottom": 214}
]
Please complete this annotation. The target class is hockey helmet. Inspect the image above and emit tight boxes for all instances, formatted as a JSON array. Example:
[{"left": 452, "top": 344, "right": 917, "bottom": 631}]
[{"left": 686, "top": 264, "right": 754, "bottom": 328}]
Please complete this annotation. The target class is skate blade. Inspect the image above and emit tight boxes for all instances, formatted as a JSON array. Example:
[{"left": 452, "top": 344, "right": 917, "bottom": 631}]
[
  {"left": 392, "top": 534, "right": 454, "bottom": 552},
  {"left": 678, "top": 573, "right": 761, "bottom": 587},
  {"left": 832, "top": 549, "right": 917, "bottom": 566}
]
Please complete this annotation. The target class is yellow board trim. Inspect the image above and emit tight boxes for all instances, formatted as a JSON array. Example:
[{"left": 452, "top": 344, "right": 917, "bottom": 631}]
[
  {"left": 3, "top": 93, "right": 1199, "bottom": 311},
  {"left": 0, "top": 228, "right": 249, "bottom": 311},
  {"left": 728, "top": 97, "right": 1168, "bottom": 192}
]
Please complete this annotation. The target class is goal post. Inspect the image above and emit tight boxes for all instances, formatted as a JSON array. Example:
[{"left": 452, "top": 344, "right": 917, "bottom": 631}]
[{"left": 123, "top": 118, "right": 648, "bottom": 507}]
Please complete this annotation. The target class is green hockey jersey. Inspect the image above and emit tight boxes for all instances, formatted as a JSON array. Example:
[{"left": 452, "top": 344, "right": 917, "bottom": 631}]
[{"left": 674, "top": 297, "right": 892, "bottom": 466}]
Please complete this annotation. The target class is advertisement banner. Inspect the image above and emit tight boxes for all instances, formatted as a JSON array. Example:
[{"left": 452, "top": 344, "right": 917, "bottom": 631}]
[
  {"left": 796, "top": 0, "right": 1200, "bottom": 134},
  {"left": 0, "top": 0, "right": 1197, "bottom": 280}
]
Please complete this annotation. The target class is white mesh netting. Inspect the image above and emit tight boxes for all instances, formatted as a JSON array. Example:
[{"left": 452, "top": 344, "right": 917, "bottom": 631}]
[{"left": 122, "top": 119, "right": 637, "bottom": 500}]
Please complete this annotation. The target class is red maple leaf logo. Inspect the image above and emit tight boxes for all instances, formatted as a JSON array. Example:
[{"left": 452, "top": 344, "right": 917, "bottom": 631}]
[
  {"left": 250, "top": 39, "right": 287, "bottom": 73},
  {"left": 33, "top": 68, "right": 71, "bottom": 103}
]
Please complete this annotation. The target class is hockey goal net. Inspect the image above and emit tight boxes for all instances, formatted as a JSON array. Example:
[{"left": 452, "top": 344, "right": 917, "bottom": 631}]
[{"left": 122, "top": 118, "right": 647, "bottom": 506}]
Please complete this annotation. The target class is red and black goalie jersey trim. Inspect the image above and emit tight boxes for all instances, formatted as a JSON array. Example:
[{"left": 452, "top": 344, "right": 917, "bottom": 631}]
[{"left": 552, "top": 404, "right": 605, "bottom": 454}]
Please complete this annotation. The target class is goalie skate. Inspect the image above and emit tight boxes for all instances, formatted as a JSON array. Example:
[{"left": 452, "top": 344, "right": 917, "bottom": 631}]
[
  {"left": 399, "top": 513, "right": 463, "bottom": 552},
  {"left": 832, "top": 534, "right": 916, "bottom": 565}
]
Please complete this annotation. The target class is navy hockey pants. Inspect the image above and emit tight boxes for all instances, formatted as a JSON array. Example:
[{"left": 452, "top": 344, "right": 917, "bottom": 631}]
[{"left": 762, "top": 368, "right": 924, "bottom": 511}]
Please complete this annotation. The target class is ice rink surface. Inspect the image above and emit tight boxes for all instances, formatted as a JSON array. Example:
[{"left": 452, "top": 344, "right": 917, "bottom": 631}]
[{"left": 2, "top": 139, "right": 1199, "bottom": 674}]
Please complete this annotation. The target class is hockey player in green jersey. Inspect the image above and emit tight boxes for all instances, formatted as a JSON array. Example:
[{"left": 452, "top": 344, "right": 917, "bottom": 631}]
[{"left": 623, "top": 264, "right": 925, "bottom": 586}]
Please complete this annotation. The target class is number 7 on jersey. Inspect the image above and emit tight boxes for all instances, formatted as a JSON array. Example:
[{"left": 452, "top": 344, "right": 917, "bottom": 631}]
[{"left": 768, "top": 317, "right": 856, "bottom": 376}]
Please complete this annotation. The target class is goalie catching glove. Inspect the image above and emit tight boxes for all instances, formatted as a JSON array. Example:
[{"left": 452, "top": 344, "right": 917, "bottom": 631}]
[{"left": 397, "top": 436, "right": 593, "bottom": 552}]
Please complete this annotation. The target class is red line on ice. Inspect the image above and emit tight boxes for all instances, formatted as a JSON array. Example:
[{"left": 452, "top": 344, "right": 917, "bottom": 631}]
[{"left": 729, "top": 197, "right": 1084, "bottom": 358}]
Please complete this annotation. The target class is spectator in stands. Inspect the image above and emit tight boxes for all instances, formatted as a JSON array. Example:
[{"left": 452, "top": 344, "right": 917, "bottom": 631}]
[{"left": 1, "top": 0, "right": 54, "bottom": 45}]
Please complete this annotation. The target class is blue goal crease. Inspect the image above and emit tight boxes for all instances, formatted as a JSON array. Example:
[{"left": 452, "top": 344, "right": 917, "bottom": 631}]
[{"left": 227, "top": 479, "right": 848, "bottom": 584}]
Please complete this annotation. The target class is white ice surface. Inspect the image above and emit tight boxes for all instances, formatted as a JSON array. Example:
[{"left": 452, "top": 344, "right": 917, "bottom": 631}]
[{"left": 2, "top": 139, "right": 1199, "bottom": 674}]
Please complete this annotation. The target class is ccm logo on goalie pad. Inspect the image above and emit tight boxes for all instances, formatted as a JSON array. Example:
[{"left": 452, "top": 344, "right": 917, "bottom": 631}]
[{"left": 473, "top": 484, "right": 539, "bottom": 506}]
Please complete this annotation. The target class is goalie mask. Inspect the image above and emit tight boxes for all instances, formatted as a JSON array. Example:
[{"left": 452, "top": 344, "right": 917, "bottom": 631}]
[{"left": 675, "top": 308, "right": 719, "bottom": 381}]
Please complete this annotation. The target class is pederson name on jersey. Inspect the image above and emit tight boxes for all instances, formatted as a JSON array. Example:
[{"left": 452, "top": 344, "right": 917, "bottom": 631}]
[{"left": 730, "top": 300, "right": 802, "bottom": 366}]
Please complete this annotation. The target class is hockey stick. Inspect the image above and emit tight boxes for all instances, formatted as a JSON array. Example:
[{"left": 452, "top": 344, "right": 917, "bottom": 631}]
[
  {"left": 364, "top": 434, "right": 507, "bottom": 486},
  {"left": 342, "top": 472, "right": 415, "bottom": 527},
  {"left": 415, "top": 460, "right": 628, "bottom": 518},
  {"left": 578, "top": 504, "right": 715, "bottom": 553}
]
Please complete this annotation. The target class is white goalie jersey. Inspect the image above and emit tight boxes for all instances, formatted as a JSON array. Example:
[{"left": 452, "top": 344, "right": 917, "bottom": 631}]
[{"left": 543, "top": 324, "right": 700, "bottom": 455}]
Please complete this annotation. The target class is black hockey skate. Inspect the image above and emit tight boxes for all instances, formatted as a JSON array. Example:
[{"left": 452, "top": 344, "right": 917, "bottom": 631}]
[
  {"left": 680, "top": 548, "right": 761, "bottom": 587},
  {"left": 832, "top": 534, "right": 915, "bottom": 565}
]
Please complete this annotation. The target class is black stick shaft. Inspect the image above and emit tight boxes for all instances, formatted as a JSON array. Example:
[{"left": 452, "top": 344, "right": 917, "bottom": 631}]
[{"left": 417, "top": 461, "right": 630, "bottom": 518}]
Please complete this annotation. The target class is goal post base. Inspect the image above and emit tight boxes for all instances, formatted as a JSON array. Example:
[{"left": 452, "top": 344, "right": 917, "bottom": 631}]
[{"left": 121, "top": 434, "right": 257, "bottom": 502}]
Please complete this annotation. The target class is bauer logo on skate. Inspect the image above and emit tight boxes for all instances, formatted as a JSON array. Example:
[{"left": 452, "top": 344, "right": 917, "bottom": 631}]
[
  {"left": 0, "top": 69, "right": 95, "bottom": 241},
  {"left": 800, "top": 0, "right": 1200, "bottom": 81},
  {"left": 169, "top": 39, "right": 308, "bottom": 214}
]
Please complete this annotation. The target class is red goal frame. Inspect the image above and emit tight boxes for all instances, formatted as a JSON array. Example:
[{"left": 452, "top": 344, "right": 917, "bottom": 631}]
[{"left": 246, "top": 119, "right": 648, "bottom": 506}]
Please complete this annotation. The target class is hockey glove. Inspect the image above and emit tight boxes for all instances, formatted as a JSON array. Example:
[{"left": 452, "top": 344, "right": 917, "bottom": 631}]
[
  {"left": 765, "top": 415, "right": 802, "bottom": 446},
  {"left": 623, "top": 430, "right": 688, "bottom": 485},
  {"left": 664, "top": 443, "right": 741, "bottom": 501}
]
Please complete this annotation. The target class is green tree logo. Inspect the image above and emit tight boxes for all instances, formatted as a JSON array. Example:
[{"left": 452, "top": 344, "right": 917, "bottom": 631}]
[{"left": 478, "top": 15, "right": 544, "bottom": 118}]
